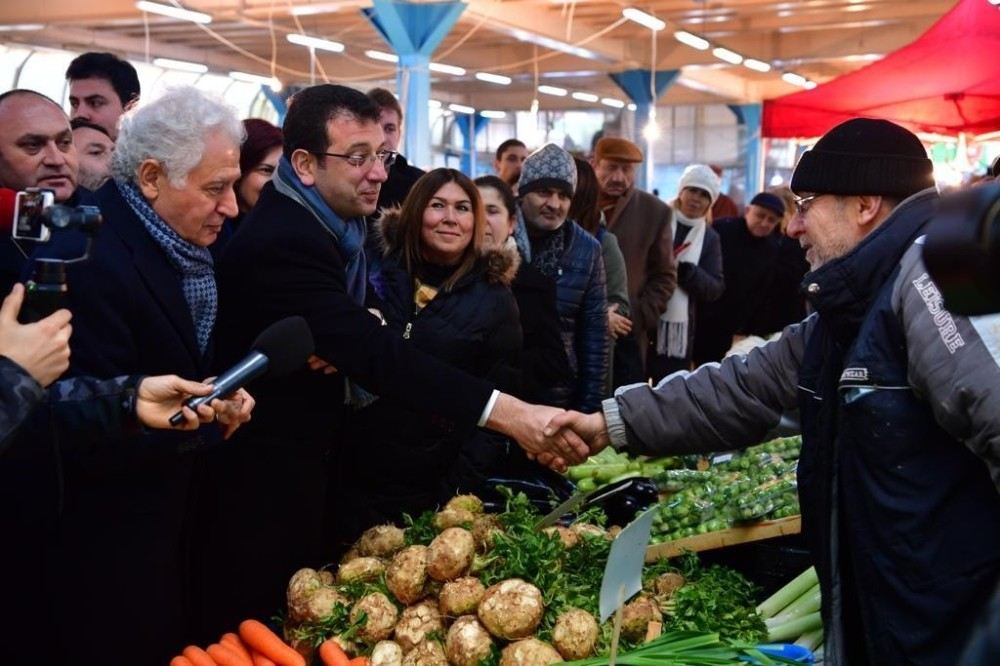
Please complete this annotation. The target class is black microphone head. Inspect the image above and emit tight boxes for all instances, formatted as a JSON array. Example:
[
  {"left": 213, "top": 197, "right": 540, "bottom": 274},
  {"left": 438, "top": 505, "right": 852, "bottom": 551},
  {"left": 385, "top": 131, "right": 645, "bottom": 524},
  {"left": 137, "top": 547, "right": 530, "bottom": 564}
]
[{"left": 251, "top": 316, "right": 315, "bottom": 378}]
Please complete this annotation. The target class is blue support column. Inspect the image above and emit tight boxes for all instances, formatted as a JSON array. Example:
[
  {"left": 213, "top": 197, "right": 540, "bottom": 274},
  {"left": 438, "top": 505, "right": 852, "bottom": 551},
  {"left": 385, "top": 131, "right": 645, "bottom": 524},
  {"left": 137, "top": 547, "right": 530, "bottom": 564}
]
[
  {"left": 609, "top": 69, "right": 679, "bottom": 192},
  {"left": 363, "top": 0, "right": 465, "bottom": 168},
  {"left": 728, "top": 103, "right": 764, "bottom": 199},
  {"left": 454, "top": 113, "right": 490, "bottom": 176},
  {"left": 260, "top": 85, "right": 287, "bottom": 126}
]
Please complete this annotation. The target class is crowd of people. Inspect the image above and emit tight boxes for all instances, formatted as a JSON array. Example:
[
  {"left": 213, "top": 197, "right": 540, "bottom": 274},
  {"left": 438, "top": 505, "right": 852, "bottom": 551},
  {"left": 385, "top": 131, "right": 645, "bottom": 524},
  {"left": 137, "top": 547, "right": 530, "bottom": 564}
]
[{"left": 0, "top": 49, "right": 997, "bottom": 665}]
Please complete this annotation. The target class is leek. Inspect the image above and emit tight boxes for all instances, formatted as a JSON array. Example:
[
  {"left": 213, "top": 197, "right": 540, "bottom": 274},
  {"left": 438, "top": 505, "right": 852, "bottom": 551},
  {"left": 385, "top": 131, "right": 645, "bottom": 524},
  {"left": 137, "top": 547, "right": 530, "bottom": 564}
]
[
  {"left": 764, "top": 584, "right": 822, "bottom": 628},
  {"left": 766, "top": 611, "right": 823, "bottom": 643},
  {"left": 793, "top": 628, "right": 824, "bottom": 651},
  {"left": 560, "top": 629, "right": 802, "bottom": 665},
  {"left": 756, "top": 566, "right": 818, "bottom": 619}
]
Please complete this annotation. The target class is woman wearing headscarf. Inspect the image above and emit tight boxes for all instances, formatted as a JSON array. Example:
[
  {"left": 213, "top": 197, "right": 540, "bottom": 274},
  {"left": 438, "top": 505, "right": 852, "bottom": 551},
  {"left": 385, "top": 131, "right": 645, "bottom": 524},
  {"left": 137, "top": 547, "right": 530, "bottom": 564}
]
[{"left": 648, "top": 164, "right": 725, "bottom": 381}]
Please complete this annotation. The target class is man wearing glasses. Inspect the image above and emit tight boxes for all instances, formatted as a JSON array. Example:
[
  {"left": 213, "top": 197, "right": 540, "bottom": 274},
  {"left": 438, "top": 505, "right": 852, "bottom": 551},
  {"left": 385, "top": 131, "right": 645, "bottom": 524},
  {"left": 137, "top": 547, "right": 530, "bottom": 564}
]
[
  {"left": 547, "top": 118, "right": 1000, "bottom": 664},
  {"left": 203, "top": 84, "right": 588, "bottom": 636}
]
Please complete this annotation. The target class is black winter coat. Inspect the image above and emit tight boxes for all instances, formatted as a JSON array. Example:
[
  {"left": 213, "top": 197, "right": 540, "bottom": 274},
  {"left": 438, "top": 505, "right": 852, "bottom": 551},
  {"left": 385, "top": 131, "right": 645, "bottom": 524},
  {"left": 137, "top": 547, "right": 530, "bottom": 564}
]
[
  {"left": 329, "top": 212, "right": 522, "bottom": 545},
  {"left": 796, "top": 190, "right": 1000, "bottom": 664},
  {"left": 694, "top": 217, "right": 779, "bottom": 363},
  {"left": 508, "top": 259, "right": 572, "bottom": 403},
  {"left": 199, "top": 184, "right": 494, "bottom": 636},
  {"left": 6, "top": 180, "right": 218, "bottom": 666}
]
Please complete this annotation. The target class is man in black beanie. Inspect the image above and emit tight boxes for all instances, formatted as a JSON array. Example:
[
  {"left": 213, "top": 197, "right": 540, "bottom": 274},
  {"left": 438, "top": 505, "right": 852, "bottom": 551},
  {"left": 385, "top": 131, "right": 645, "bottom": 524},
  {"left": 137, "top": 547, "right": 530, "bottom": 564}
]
[{"left": 546, "top": 117, "right": 1000, "bottom": 665}]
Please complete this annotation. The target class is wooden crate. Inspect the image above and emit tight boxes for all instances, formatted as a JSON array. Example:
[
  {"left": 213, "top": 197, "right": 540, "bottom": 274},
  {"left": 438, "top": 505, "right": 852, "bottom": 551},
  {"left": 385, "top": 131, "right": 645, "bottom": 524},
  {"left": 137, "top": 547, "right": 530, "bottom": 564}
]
[{"left": 645, "top": 516, "right": 802, "bottom": 562}]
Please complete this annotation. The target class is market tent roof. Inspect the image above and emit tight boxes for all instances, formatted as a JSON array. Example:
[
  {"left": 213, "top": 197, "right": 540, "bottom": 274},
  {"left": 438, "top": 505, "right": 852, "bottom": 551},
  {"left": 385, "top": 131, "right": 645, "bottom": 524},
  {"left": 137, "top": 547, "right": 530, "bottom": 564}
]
[{"left": 762, "top": 0, "right": 1000, "bottom": 138}]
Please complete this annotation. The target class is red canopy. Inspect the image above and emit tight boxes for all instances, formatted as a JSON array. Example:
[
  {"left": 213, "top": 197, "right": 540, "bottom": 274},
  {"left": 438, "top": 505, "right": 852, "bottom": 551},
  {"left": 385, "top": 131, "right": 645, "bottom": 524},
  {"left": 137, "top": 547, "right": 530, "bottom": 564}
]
[{"left": 762, "top": 0, "right": 1000, "bottom": 138}]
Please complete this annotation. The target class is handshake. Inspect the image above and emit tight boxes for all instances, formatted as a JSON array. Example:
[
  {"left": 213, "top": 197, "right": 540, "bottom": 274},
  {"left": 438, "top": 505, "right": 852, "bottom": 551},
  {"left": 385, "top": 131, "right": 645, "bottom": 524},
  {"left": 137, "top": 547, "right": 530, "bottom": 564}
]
[{"left": 486, "top": 395, "right": 615, "bottom": 472}]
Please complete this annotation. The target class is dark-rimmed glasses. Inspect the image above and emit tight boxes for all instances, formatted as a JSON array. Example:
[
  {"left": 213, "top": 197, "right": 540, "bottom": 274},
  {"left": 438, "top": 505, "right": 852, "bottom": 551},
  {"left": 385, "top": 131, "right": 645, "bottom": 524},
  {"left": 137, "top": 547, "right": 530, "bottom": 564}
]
[{"left": 312, "top": 150, "right": 397, "bottom": 170}]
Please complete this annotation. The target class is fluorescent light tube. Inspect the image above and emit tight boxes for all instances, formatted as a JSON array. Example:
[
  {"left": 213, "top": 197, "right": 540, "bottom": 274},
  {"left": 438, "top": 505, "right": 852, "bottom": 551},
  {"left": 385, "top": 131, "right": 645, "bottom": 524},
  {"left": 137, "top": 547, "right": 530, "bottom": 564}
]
[
  {"left": 287, "top": 33, "right": 345, "bottom": 52},
  {"left": 135, "top": 1, "right": 211, "bottom": 24}
]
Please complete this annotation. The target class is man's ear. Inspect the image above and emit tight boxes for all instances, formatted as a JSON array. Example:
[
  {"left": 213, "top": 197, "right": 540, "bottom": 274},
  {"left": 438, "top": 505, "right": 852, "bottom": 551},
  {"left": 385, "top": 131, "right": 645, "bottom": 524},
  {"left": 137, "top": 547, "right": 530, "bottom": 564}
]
[
  {"left": 855, "top": 194, "right": 887, "bottom": 228},
  {"left": 136, "top": 159, "right": 163, "bottom": 201},
  {"left": 290, "top": 149, "right": 317, "bottom": 186}
]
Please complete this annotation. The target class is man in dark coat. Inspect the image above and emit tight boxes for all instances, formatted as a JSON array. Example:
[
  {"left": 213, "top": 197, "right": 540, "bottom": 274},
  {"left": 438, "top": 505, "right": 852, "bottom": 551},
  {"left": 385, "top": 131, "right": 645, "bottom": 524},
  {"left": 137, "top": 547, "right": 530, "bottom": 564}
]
[
  {"left": 552, "top": 118, "right": 1000, "bottom": 665},
  {"left": 368, "top": 87, "right": 424, "bottom": 211},
  {"left": 7, "top": 86, "right": 253, "bottom": 665},
  {"left": 203, "top": 85, "right": 587, "bottom": 636},
  {"left": 695, "top": 191, "right": 786, "bottom": 363}
]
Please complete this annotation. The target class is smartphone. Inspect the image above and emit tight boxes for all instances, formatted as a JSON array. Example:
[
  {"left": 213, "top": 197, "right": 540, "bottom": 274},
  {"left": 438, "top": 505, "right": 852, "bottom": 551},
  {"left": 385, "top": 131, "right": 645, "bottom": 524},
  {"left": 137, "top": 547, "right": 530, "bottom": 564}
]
[{"left": 12, "top": 189, "right": 54, "bottom": 242}]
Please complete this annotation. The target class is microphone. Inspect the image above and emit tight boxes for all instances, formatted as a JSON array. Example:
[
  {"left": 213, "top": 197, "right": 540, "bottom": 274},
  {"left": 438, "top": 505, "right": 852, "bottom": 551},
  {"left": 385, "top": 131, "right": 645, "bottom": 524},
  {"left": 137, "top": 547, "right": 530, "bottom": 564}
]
[{"left": 168, "top": 316, "right": 315, "bottom": 426}]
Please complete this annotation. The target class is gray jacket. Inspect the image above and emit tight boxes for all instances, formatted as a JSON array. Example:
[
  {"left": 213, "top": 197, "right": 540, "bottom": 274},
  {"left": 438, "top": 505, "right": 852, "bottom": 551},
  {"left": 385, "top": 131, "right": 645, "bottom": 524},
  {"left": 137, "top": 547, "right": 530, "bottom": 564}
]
[{"left": 603, "top": 239, "right": 1000, "bottom": 490}]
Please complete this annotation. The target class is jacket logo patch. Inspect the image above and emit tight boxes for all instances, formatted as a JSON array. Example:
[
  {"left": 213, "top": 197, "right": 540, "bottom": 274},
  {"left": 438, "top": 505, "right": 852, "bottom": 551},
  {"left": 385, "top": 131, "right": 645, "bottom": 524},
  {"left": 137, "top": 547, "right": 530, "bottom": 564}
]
[
  {"left": 912, "top": 273, "right": 965, "bottom": 354},
  {"left": 840, "top": 367, "right": 869, "bottom": 382}
]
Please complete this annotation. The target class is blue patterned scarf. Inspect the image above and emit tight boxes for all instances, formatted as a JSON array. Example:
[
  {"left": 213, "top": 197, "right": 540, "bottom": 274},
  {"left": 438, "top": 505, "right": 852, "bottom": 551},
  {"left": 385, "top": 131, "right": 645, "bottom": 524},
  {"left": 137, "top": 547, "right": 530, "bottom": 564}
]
[
  {"left": 271, "top": 156, "right": 376, "bottom": 408},
  {"left": 272, "top": 156, "right": 368, "bottom": 306},
  {"left": 116, "top": 179, "right": 216, "bottom": 355}
]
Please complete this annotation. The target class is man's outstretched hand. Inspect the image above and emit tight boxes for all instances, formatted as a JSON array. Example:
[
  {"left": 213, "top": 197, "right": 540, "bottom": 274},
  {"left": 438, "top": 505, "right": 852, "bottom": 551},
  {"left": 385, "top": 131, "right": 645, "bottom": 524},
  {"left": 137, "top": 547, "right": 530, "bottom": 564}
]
[
  {"left": 532, "top": 410, "right": 612, "bottom": 469},
  {"left": 486, "top": 394, "right": 590, "bottom": 473}
]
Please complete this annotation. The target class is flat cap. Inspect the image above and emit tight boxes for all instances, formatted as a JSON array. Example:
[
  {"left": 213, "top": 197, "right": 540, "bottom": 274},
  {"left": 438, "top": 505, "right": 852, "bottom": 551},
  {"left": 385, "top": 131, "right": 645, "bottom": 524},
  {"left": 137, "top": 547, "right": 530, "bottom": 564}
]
[{"left": 594, "top": 136, "right": 643, "bottom": 163}]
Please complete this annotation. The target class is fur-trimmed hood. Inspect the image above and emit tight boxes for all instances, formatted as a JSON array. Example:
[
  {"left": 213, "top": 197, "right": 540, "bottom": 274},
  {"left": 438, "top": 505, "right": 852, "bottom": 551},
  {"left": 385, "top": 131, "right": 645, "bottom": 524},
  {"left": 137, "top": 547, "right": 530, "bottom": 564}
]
[{"left": 373, "top": 206, "right": 520, "bottom": 287}]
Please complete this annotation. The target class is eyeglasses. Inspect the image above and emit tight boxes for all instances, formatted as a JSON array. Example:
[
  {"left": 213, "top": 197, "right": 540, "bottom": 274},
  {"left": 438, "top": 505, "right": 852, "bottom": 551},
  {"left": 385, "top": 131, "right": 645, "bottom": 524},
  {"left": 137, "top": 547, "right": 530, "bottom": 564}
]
[
  {"left": 793, "top": 193, "right": 826, "bottom": 215},
  {"left": 313, "top": 150, "right": 397, "bottom": 170}
]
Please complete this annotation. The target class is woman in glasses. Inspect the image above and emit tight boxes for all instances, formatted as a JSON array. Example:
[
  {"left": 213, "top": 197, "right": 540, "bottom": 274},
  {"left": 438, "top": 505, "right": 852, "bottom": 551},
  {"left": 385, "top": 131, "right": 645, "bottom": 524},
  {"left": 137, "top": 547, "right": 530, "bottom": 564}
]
[{"left": 327, "top": 168, "right": 523, "bottom": 547}]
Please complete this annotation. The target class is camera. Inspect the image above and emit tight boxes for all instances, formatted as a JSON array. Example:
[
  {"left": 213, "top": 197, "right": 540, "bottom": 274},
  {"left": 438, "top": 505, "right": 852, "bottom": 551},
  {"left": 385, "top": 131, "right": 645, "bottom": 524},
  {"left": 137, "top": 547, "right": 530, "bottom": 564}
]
[
  {"left": 12, "top": 188, "right": 102, "bottom": 242},
  {"left": 923, "top": 181, "right": 1000, "bottom": 317},
  {"left": 9, "top": 188, "right": 103, "bottom": 323}
]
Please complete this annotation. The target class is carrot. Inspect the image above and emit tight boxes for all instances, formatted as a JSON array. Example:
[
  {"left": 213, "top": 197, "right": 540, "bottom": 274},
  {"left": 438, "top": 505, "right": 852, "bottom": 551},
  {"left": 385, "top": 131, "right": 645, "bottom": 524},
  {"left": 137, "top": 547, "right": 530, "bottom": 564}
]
[
  {"left": 318, "top": 639, "right": 351, "bottom": 666},
  {"left": 170, "top": 657, "right": 196, "bottom": 666},
  {"left": 251, "top": 651, "right": 277, "bottom": 666},
  {"left": 348, "top": 658, "right": 370, "bottom": 666},
  {"left": 182, "top": 645, "right": 217, "bottom": 666},
  {"left": 208, "top": 642, "right": 251, "bottom": 666},
  {"left": 238, "top": 619, "right": 305, "bottom": 666},
  {"left": 221, "top": 633, "right": 254, "bottom": 663}
]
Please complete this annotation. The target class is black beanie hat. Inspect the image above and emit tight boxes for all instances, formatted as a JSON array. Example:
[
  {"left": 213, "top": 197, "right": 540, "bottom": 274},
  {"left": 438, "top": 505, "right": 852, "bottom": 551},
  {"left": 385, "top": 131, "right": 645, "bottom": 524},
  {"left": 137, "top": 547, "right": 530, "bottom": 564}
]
[{"left": 790, "top": 118, "right": 934, "bottom": 199}]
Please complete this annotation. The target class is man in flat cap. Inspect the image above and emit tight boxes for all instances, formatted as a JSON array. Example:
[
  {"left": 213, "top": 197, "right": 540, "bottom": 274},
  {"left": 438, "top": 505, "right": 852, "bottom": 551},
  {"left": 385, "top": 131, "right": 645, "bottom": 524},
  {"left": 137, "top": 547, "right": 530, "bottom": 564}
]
[{"left": 592, "top": 137, "right": 676, "bottom": 379}]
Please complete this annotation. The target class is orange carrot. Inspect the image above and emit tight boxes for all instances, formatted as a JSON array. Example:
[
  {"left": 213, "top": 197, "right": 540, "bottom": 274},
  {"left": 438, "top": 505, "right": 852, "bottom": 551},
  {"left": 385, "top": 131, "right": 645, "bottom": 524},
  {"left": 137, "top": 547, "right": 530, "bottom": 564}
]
[
  {"left": 182, "top": 645, "right": 217, "bottom": 666},
  {"left": 348, "top": 658, "right": 370, "bottom": 666},
  {"left": 238, "top": 620, "right": 306, "bottom": 666},
  {"left": 251, "top": 651, "right": 277, "bottom": 666},
  {"left": 170, "top": 657, "right": 196, "bottom": 666},
  {"left": 318, "top": 639, "right": 351, "bottom": 666},
  {"left": 221, "top": 633, "right": 254, "bottom": 663},
  {"left": 208, "top": 642, "right": 251, "bottom": 666}
]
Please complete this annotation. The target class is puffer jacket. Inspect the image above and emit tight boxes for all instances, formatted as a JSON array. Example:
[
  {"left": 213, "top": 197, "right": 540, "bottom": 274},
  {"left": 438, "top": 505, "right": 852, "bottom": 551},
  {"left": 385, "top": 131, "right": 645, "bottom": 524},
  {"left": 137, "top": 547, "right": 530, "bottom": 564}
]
[
  {"left": 514, "top": 210, "right": 608, "bottom": 412},
  {"left": 603, "top": 188, "right": 1000, "bottom": 665},
  {"left": 329, "top": 210, "right": 522, "bottom": 546}
]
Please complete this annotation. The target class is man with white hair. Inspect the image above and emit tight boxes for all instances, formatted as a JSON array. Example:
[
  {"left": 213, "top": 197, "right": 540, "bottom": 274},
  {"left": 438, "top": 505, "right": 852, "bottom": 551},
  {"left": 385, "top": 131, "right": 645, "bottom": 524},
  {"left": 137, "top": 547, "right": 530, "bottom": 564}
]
[{"left": 26, "top": 85, "right": 254, "bottom": 665}]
